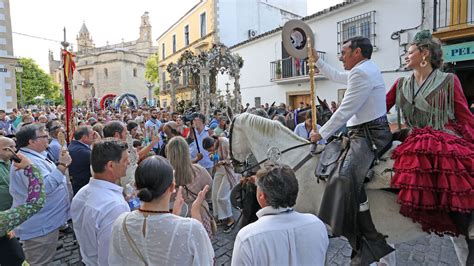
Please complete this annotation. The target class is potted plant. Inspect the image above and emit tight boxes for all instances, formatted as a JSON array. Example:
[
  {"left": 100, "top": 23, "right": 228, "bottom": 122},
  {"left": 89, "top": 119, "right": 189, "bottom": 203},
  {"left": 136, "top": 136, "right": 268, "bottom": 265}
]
[{"left": 275, "top": 61, "right": 282, "bottom": 79}]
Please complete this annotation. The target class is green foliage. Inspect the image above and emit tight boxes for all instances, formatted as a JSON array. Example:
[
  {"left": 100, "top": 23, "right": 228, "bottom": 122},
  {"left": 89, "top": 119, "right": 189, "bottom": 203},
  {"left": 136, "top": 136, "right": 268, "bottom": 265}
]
[
  {"left": 145, "top": 54, "right": 160, "bottom": 98},
  {"left": 15, "top": 58, "right": 63, "bottom": 106},
  {"left": 145, "top": 54, "right": 159, "bottom": 84},
  {"left": 275, "top": 61, "right": 282, "bottom": 75}
]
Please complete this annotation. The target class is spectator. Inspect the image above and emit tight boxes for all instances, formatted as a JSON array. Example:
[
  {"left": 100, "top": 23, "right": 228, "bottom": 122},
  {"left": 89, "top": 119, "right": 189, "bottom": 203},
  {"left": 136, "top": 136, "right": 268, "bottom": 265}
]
[
  {"left": 10, "top": 124, "right": 72, "bottom": 265},
  {"left": 0, "top": 136, "right": 16, "bottom": 211},
  {"left": 1, "top": 153, "right": 45, "bottom": 266},
  {"left": 214, "top": 117, "right": 228, "bottom": 137},
  {"left": 188, "top": 113, "right": 213, "bottom": 172},
  {"left": 208, "top": 109, "right": 221, "bottom": 129},
  {"left": 232, "top": 163, "right": 329, "bottom": 266},
  {"left": 294, "top": 111, "right": 323, "bottom": 144},
  {"left": 126, "top": 120, "right": 140, "bottom": 140},
  {"left": 145, "top": 109, "right": 162, "bottom": 154},
  {"left": 71, "top": 139, "right": 130, "bottom": 266},
  {"left": 158, "top": 121, "right": 181, "bottom": 158},
  {"left": 68, "top": 126, "right": 95, "bottom": 194},
  {"left": 0, "top": 110, "right": 13, "bottom": 135},
  {"left": 92, "top": 123, "right": 104, "bottom": 139},
  {"left": 176, "top": 115, "right": 190, "bottom": 137},
  {"left": 272, "top": 115, "right": 286, "bottom": 126},
  {"left": 109, "top": 156, "right": 214, "bottom": 265},
  {"left": 203, "top": 136, "right": 237, "bottom": 233},
  {"left": 38, "top": 115, "right": 48, "bottom": 124},
  {"left": 331, "top": 101, "right": 338, "bottom": 113},
  {"left": 45, "top": 120, "right": 64, "bottom": 164},
  {"left": 166, "top": 136, "right": 214, "bottom": 238}
]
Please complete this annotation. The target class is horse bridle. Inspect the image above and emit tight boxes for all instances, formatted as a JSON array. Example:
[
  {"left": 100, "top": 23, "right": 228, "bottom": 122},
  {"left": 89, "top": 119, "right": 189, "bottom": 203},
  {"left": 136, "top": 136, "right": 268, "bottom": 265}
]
[{"left": 229, "top": 116, "right": 318, "bottom": 174}]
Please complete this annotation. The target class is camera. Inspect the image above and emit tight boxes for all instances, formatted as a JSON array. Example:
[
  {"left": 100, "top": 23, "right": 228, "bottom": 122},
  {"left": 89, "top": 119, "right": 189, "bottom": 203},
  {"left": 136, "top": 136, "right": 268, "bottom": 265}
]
[{"left": 181, "top": 106, "right": 199, "bottom": 124}]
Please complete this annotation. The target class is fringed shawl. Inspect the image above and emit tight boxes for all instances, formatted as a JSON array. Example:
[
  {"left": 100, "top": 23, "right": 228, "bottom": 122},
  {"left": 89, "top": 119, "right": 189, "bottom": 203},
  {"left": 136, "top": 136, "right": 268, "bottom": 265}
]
[{"left": 396, "top": 69, "right": 455, "bottom": 130}]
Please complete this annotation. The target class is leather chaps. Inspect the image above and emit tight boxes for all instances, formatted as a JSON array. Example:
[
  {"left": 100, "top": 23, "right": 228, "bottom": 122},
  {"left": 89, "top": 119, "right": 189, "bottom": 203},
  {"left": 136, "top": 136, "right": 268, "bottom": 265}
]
[{"left": 318, "top": 116, "right": 392, "bottom": 248}]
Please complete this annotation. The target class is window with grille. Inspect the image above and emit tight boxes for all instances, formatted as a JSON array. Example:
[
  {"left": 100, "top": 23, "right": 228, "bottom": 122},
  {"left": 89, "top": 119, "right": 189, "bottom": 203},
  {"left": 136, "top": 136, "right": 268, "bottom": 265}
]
[
  {"left": 200, "top": 12, "right": 207, "bottom": 38},
  {"left": 172, "top": 35, "right": 176, "bottom": 53},
  {"left": 162, "top": 43, "right": 165, "bottom": 59},
  {"left": 184, "top": 25, "right": 190, "bottom": 46},
  {"left": 337, "top": 11, "right": 376, "bottom": 53}
]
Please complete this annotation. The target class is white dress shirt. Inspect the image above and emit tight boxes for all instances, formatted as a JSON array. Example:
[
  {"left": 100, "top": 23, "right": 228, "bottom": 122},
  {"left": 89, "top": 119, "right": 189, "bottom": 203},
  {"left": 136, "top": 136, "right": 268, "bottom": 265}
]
[
  {"left": 232, "top": 206, "right": 329, "bottom": 266},
  {"left": 109, "top": 211, "right": 214, "bottom": 266},
  {"left": 316, "top": 59, "right": 387, "bottom": 140},
  {"left": 71, "top": 178, "right": 130, "bottom": 266}
]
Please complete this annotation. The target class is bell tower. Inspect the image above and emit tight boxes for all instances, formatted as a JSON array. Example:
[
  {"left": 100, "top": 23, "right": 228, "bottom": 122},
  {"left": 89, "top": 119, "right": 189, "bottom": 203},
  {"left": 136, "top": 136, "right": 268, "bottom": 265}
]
[
  {"left": 76, "top": 22, "right": 94, "bottom": 52},
  {"left": 139, "top": 12, "right": 152, "bottom": 42}
]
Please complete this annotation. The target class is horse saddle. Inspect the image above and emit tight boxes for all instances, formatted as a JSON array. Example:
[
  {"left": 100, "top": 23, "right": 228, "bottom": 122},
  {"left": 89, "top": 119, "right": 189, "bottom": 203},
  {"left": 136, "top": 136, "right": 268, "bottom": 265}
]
[{"left": 315, "top": 139, "right": 401, "bottom": 190}]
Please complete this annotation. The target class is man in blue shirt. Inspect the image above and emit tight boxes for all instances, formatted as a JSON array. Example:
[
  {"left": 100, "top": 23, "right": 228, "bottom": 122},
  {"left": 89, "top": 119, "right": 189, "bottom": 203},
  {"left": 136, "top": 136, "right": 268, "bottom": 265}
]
[
  {"left": 145, "top": 109, "right": 162, "bottom": 154},
  {"left": 208, "top": 109, "right": 221, "bottom": 129},
  {"left": 189, "top": 113, "right": 213, "bottom": 173},
  {"left": 0, "top": 110, "right": 13, "bottom": 136},
  {"left": 9, "top": 124, "right": 72, "bottom": 265}
]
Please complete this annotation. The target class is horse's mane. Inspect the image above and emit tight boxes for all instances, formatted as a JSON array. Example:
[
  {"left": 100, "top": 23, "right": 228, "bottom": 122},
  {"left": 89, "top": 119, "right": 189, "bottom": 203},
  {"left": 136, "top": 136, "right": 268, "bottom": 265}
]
[{"left": 236, "top": 113, "right": 308, "bottom": 143}]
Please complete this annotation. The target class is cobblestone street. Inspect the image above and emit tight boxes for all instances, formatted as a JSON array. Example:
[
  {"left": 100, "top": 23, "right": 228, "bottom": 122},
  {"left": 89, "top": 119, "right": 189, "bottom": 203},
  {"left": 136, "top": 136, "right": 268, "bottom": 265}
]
[{"left": 52, "top": 219, "right": 462, "bottom": 266}]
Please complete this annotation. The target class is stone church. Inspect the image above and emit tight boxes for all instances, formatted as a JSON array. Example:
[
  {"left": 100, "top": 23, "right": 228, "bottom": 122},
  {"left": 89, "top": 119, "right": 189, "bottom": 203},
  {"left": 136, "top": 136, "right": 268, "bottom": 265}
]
[{"left": 49, "top": 12, "right": 157, "bottom": 104}]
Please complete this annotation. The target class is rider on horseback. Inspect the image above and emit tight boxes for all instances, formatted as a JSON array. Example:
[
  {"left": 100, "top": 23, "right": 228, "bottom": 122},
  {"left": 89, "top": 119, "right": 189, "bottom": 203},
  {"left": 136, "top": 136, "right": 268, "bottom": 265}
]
[{"left": 310, "top": 36, "right": 394, "bottom": 265}]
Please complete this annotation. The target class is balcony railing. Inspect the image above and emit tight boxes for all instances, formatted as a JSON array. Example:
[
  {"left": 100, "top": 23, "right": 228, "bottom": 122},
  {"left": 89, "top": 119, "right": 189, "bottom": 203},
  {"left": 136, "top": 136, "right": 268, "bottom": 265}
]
[
  {"left": 433, "top": 0, "right": 474, "bottom": 31},
  {"left": 270, "top": 51, "right": 326, "bottom": 81}
]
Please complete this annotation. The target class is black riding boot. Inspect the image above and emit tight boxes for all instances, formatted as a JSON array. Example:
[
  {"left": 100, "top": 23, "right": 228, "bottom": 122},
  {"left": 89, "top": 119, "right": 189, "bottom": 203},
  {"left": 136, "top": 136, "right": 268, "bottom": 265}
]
[{"left": 351, "top": 209, "right": 395, "bottom": 266}]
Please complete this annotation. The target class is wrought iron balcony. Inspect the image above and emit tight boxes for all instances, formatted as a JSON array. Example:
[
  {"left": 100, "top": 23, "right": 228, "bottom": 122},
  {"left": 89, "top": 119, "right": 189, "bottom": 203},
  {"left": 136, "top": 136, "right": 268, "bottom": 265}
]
[
  {"left": 270, "top": 51, "right": 326, "bottom": 83},
  {"left": 433, "top": 0, "right": 474, "bottom": 32}
]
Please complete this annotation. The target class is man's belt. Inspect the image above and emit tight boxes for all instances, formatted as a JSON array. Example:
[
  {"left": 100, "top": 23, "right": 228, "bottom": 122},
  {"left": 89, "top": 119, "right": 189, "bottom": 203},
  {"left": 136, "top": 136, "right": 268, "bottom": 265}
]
[{"left": 348, "top": 115, "right": 388, "bottom": 130}]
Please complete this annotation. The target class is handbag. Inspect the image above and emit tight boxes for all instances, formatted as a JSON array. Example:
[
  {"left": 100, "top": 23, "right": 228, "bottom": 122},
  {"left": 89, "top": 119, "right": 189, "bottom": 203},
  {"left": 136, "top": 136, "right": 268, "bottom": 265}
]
[
  {"left": 122, "top": 214, "right": 149, "bottom": 266},
  {"left": 315, "top": 136, "right": 349, "bottom": 181},
  {"left": 183, "top": 186, "right": 217, "bottom": 236}
]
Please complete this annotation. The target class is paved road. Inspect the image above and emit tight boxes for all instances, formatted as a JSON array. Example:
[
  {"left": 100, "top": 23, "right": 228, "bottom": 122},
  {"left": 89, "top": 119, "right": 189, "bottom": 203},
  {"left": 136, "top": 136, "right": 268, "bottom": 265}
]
[{"left": 53, "top": 220, "right": 461, "bottom": 266}]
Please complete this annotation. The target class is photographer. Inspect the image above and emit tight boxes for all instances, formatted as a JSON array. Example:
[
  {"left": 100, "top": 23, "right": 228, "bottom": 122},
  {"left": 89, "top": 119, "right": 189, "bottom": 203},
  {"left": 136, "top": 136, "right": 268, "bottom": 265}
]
[{"left": 187, "top": 113, "right": 213, "bottom": 174}]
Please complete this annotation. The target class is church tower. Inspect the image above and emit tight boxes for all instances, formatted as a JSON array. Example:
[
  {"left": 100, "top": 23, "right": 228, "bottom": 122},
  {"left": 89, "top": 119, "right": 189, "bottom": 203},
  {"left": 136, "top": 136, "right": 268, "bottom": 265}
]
[
  {"left": 138, "top": 12, "right": 152, "bottom": 42},
  {"left": 76, "top": 22, "right": 94, "bottom": 52}
]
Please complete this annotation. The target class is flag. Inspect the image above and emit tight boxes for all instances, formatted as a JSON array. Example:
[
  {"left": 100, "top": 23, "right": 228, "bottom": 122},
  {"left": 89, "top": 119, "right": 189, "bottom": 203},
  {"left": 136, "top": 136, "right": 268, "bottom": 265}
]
[{"left": 61, "top": 49, "right": 76, "bottom": 143}]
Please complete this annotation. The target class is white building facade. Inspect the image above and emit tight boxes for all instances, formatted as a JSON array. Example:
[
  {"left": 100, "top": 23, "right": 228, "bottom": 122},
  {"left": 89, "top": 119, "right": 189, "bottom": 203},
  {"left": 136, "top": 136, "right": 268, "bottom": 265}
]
[
  {"left": 218, "top": 0, "right": 425, "bottom": 110},
  {"left": 0, "top": 0, "right": 17, "bottom": 111},
  {"left": 216, "top": 0, "right": 306, "bottom": 47}
]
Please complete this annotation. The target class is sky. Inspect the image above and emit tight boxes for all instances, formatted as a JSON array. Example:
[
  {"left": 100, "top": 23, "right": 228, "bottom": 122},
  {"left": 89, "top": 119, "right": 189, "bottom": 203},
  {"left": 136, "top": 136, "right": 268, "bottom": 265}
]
[{"left": 10, "top": 0, "right": 344, "bottom": 72}]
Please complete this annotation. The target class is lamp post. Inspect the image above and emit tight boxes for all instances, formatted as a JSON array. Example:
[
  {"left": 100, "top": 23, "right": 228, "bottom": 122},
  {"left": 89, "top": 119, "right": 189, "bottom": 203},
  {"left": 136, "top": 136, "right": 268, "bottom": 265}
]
[
  {"left": 14, "top": 64, "right": 23, "bottom": 108},
  {"left": 146, "top": 82, "right": 154, "bottom": 106}
]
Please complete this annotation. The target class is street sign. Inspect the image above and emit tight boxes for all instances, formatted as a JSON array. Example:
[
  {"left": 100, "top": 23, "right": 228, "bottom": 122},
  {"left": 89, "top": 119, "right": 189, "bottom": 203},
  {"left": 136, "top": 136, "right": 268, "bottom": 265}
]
[
  {"left": 443, "top": 41, "right": 474, "bottom": 63},
  {"left": 0, "top": 68, "right": 7, "bottom": 72}
]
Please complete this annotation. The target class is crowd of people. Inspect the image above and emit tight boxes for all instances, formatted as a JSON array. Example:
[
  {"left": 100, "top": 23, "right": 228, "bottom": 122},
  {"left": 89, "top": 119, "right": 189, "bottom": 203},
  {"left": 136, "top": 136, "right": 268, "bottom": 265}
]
[
  {"left": 0, "top": 101, "right": 331, "bottom": 265},
  {"left": 0, "top": 30, "right": 473, "bottom": 266}
]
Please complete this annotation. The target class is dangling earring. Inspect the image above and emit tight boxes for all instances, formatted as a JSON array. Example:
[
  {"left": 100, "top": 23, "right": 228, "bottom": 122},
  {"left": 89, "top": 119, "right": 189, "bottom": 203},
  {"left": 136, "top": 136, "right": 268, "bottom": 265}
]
[{"left": 420, "top": 56, "right": 428, "bottom": 67}]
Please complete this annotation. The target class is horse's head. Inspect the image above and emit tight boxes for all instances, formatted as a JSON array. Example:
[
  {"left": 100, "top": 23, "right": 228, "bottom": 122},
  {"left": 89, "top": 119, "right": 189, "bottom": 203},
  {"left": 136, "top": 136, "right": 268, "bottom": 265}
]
[
  {"left": 317, "top": 97, "right": 333, "bottom": 126},
  {"left": 229, "top": 113, "right": 252, "bottom": 165}
]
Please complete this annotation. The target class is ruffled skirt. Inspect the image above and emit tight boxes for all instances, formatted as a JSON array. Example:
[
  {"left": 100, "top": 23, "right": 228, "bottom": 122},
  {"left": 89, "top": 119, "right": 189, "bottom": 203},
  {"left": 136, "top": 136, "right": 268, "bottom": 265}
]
[{"left": 391, "top": 126, "right": 474, "bottom": 236}]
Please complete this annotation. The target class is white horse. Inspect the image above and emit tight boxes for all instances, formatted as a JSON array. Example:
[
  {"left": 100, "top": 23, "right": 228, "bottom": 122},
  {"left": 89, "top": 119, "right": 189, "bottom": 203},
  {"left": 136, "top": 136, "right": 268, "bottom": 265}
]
[{"left": 229, "top": 113, "right": 470, "bottom": 265}]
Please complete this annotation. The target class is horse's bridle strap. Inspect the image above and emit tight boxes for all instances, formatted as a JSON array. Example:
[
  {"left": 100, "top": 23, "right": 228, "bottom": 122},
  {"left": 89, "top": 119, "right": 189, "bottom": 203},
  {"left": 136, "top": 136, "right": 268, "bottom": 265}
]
[{"left": 237, "top": 142, "right": 313, "bottom": 174}]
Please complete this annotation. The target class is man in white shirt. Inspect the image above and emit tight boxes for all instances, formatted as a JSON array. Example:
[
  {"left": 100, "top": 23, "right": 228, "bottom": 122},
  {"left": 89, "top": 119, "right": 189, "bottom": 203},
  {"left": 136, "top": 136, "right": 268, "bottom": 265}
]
[
  {"left": 232, "top": 163, "right": 328, "bottom": 266},
  {"left": 71, "top": 139, "right": 130, "bottom": 266},
  {"left": 310, "top": 37, "right": 394, "bottom": 264}
]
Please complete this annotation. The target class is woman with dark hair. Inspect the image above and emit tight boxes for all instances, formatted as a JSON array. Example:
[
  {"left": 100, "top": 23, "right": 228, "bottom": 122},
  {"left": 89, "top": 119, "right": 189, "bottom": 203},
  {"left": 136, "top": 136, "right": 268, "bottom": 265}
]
[
  {"left": 109, "top": 156, "right": 214, "bottom": 265},
  {"left": 387, "top": 30, "right": 474, "bottom": 237}
]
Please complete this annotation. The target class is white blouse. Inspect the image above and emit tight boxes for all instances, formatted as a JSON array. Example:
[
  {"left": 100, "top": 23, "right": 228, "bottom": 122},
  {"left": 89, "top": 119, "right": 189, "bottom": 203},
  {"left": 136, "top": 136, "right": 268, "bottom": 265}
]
[{"left": 109, "top": 211, "right": 214, "bottom": 266}]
